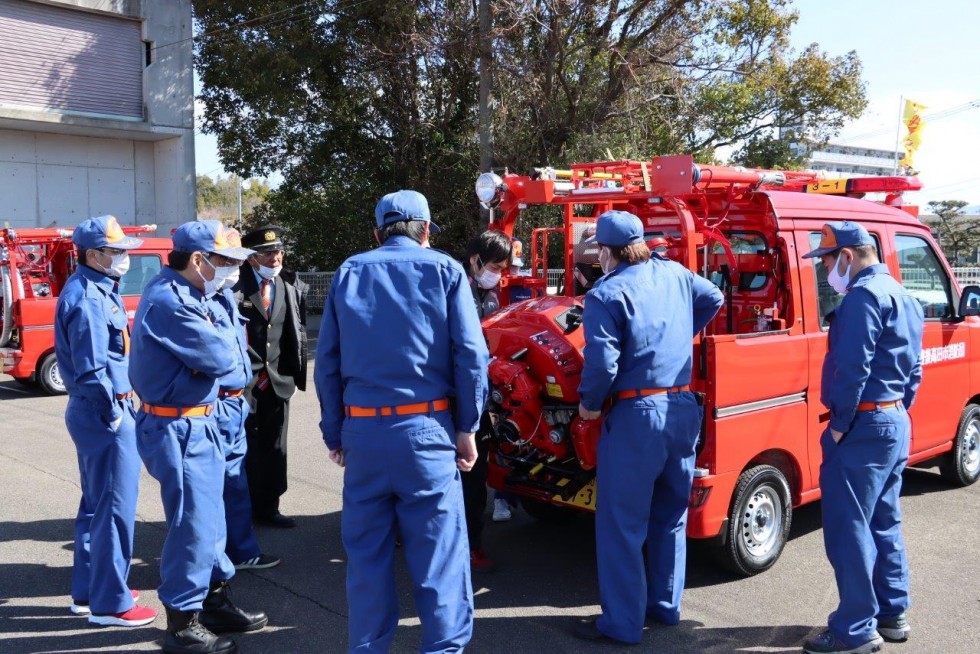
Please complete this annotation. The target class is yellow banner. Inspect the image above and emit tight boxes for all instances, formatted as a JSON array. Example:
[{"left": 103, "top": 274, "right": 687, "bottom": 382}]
[{"left": 899, "top": 99, "right": 926, "bottom": 168}]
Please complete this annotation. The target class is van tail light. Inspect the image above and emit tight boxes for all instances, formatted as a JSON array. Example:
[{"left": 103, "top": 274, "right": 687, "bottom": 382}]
[{"left": 689, "top": 485, "right": 712, "bottom": 508}]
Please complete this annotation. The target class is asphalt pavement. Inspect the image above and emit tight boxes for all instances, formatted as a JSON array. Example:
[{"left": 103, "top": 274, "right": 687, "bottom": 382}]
[{"left": 1, "top": 370, "right": 978, "bottom": 654}]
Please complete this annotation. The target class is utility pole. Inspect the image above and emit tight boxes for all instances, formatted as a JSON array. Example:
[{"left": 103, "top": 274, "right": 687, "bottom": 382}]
[
  {"left": 236, "top": 174, "right": 243, "bottom": 232},
  {"left": 478, "top": 0, "right": 491, "bottom": 174}
]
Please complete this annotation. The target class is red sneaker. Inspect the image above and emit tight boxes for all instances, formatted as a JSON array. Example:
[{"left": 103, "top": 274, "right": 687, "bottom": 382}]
[
  {"left": 470, "top": 548, "right": 496, "bottom": 573},
  {"left": 88, "top": 604, "right": 157, "bottom": 627},
  {"left": 71, "top": 589, "right": 140, "bottom": 616}
]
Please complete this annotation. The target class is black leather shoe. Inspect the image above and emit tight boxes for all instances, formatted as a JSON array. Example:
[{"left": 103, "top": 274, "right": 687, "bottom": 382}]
[
  {"left": 571, "top": 616, "right": 636, "bottom": 646},
  {"left": 199, "top": 581, "right": 268, "bottom": 634},
  {"left": 163, "top": 606, "right": 237, "bottom": 653},
  {"left": 253, "top": 511, "right": 295, "bottom": 529}
]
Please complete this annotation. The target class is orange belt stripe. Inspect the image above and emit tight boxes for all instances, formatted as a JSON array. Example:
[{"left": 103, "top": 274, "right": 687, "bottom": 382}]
[
  {"left": 856, "top": 400, "right": 901, "bottom": 412},
  {"left": 346, "top": 398, "right": 450, "bottom": 418},
  {"left": 616, "top": 385, "right": 691, "bottom": 401},
  {"left": 142, "top": 403, "right": 213, "bottom": 418},
  {"left": 219, "top": 388, "right": 245, "bottom": 398},
  {"left": 115, "top": 391, "right": 134, "bottom": 400}
]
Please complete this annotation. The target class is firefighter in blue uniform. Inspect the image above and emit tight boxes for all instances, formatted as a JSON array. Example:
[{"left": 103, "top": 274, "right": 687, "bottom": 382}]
[
  {"left": 574, "top": 210, "right": 723, "bottom": 645},
  {"left": 55, "top": 215, "right": 157, "bottom": 627},
  {"left": 207, "top": 227, "right": 281, "bottom": 571},
  {"left": 802, "top": 222, "right": 923, "bottom": 654},
  {"left": 316, "top": 190, "right": 489, "bottom": 653},
  {"left": 131, "top": 221, "right": 268, "bottom": 654}
]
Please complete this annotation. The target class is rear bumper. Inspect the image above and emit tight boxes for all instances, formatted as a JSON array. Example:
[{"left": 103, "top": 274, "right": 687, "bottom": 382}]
[
  {"left": 1, "top": 348, "right": 29, "bottom": 378},
  {"left": 687, "top": 469, "right": 739, "bottom": 541}
]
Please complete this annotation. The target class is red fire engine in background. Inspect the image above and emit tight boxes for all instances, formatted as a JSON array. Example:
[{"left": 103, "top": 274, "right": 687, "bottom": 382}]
[
  {"left": 474, "top": 154, "right": 980, "bottom": 575},
  {"left": 0, "top": 225, "right": 170, "bottom": 394}
]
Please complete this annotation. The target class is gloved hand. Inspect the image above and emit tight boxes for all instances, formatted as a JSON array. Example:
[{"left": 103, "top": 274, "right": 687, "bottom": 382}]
[{"left": 109, "top": 415, "right": 123, "bottom": 432}]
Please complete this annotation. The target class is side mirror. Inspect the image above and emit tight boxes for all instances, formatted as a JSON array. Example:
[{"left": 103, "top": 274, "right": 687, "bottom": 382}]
[{"left": 958, "top": 285, "right": 980, "bottom": 318}]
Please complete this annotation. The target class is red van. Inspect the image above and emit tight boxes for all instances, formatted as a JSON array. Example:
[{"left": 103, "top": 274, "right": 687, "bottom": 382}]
[
  {"left": 474, "top": 156, "right": 980, "bottom": 575},
  {"left": 1, "top": 226, "right": 171, "bottom": 394}
]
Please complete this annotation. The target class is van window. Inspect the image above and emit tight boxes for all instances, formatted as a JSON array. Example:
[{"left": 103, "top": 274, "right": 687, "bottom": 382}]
[
  {"left": 808, "top": 231, "right": 882, "bottom": 329},
  {"left": 118, "top": 254, "right": 161, "bottom": 296},
  {"left": 895, "top": 234, "right": 952, "bottom": 319}
]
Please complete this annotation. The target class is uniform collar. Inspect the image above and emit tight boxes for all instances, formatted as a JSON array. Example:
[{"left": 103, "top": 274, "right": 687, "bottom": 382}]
[
  {"left": 847, "top": 263, "right": 888, "bottom": 289},
  {"left": 77, "top": 263, "right": 116, "bottom": 293},
  {"left": 162, "top": 265, "right": 206, "bottom": 300},
  {"left": 383, "top": 235, "right": 421, "bottom": 248}
]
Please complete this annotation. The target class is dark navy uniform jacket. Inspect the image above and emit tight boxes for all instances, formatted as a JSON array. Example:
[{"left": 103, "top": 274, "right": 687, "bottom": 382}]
[
  {"left": 316, "top": 235, "right": 490, "bottom": 450},
  {"left": 578, "top": 256, "right": 724, "bottom": 411},
  {"left": 54, "top": 265, "right": 131, "bottom": 423},
  {"left": 211, "top": 289, "right": 252, "bottom": 392},
  {"left": 129, "top": 267, "right": 236, "bottom": 406},
  {"left": 821, "top": 263, "right": 924, "bottom": 433}
]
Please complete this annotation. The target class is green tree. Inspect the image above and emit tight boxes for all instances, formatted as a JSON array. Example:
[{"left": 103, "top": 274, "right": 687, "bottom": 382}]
[
  {"left": 924, "top": 200, "right": 980, "bottom": 263},
  {"left": 196, "top": 174, "right": 271, "bottom": 225},
  {"left": 194, "top": 0, "right": 867, "bottom": 268}
]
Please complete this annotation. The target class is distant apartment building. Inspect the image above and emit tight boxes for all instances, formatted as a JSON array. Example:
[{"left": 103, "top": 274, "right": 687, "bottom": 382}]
[
  {"left": 792, "top": 141, "right": 904, "bottom": 177},
  {"left": 0, "top": 0, "right": 195, "bottom": 233}
]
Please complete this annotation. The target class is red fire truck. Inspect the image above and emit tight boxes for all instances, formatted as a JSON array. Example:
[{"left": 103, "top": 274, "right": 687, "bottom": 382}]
[
  {"left": 1, "top": 225, "right": 171, "bottom": 394},
  {"left": 474, "top": 155, "right": 980, "bottom": 575}
]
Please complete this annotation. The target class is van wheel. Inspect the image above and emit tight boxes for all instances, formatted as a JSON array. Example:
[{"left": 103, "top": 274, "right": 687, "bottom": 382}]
[
  {"left": 520, "top": 497, "right": 577, "bottom": 524},
  {"left": 716, "top": 464, "right": 792, "bottom": 576},
  {"left": 941, "top": 403, "right": 980, "bottom": 487},
  {"left": 37, "top": 353, "right": 66, "bottom": 395}
]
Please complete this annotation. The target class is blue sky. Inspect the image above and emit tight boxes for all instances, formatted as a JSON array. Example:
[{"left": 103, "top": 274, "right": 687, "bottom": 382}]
[{"left": 194, "top": 0, "right": 980, "bottom": 208}]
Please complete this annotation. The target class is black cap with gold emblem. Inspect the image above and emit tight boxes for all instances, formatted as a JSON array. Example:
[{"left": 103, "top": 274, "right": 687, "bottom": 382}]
[{"left": 242, "top": 225, "right": 284, "bottom": 251}]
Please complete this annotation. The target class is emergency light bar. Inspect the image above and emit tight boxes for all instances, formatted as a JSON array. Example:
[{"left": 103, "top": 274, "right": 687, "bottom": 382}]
[{"left": 800, "top": 176, "right": 923, "bottom": 195}]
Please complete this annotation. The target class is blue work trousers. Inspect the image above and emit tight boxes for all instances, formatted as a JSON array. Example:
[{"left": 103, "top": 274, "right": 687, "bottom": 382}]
[
  {"left": 820, "top": 407, "right": 911, "bottom": 647},
  {"left": 341, "top": 411, "right": 472, "bottom": 653},
  {"left": 595, "top": 392, "right": 702, "bottom": 644},
  {"left": 66, "top": 396, "right": 140, "bottom": 614},
  {"left": 136, "top": 412, "right": 235, "bottom": 611},
  {"left": 214, "top": 396, "right": 260, "bottom": 565}
]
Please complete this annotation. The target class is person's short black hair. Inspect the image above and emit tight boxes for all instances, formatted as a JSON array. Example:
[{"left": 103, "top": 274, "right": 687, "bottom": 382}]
[
  {"left": 76, "top": 246, "right": 89, "bottom": 262},
  {"left": 465, "top": 231, "right": 512, "bottom": 272},
  {"left": 378, "top": 220, "right": 428, "bottom": 244},
  {"left": 168, "top": 250, "right": 193, "bottom": 271}
]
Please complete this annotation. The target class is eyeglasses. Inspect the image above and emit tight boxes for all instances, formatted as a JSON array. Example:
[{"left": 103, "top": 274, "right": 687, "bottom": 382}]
[
  {"left": 253, "top": 249, "right": 285, "bottom": 259},
  {"left": 97, "top": 247, "right": 126, "bottom": 256}
]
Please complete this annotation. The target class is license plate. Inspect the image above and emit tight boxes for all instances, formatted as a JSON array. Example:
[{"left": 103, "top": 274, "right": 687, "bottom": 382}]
[{"left": 553, "top": 478, "right": 597, "bottom": 510}]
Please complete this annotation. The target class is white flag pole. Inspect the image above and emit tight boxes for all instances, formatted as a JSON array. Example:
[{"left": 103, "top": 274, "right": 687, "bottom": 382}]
[{"left": 893, "top": 95, "right": 904, "bottom": 175}]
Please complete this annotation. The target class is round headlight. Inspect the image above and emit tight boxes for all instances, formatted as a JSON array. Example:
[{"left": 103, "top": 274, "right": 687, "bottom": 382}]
[{"left": 475, "top": 172, "right": 504, "bottom": 207}]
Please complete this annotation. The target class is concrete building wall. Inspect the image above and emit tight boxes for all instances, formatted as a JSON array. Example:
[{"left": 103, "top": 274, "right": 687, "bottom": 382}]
[{"left": 0, "top": 0, "right": 194, "bottom": 235}]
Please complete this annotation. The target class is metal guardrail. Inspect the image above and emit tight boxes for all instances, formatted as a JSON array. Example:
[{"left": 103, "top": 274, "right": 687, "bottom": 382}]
[{"left": 299, "top": 267, "right": 980, "bottom": 314}]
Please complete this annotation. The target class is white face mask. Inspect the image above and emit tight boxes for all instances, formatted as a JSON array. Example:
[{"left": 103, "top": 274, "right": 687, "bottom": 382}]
[
  {"left": 107, "top": 252, "right": 130, "bottom": 278},
  {"left": 256, "top": 264, "right": 282, "bottom": 280},
  {"left": 95, "top": 251, "right": 130, "bottom": 278},
  {"left": 474, "top": 257, "right": 502, "bottom": 289},
  {"left": 827, "top": 251, "right": 852, "bottom": 294},
  {"left": 598, "top": 247, "right": 613, "bottom": 275},
  {"left": 219, "top": 266, "right": 240, "bottom": 291},
  {"left": 198, "top": 256, "right": 221, "bottom": 297}
]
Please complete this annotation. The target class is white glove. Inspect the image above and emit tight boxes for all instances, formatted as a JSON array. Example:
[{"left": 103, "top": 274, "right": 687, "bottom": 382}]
[{"left": 109, "top": 415, "right": 123, "bottom": 432}]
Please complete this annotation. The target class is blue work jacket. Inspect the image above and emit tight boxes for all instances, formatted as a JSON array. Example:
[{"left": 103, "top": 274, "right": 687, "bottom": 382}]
[
  {"left": 129, "top": 267, "right": 236, "bottom": 406},
  {"left": 54, "top": 265, "right": 131, "bottom": 423},
  {"left": 316, "top": 235, "right": 489, "bottom": 450},
  {"left": 822, "top": 263, "right": 924, "bottom": 433},
  {"left": 210, "top": 289, "right": 252, "bottom": 392},
  {"left": 578, "top": 256, "right": 723, "bottom": 411}
]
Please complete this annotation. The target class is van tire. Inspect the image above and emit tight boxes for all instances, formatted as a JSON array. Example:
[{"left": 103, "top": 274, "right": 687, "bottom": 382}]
[
  {"left": 940, "top": 403, "right": 980, "bottom": 487},
  {"left": 37, "top": 353, "right": 66, "bottom": 395},
  {"left": 716, "top": 464, "right": 792, "bottom": 576}
]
